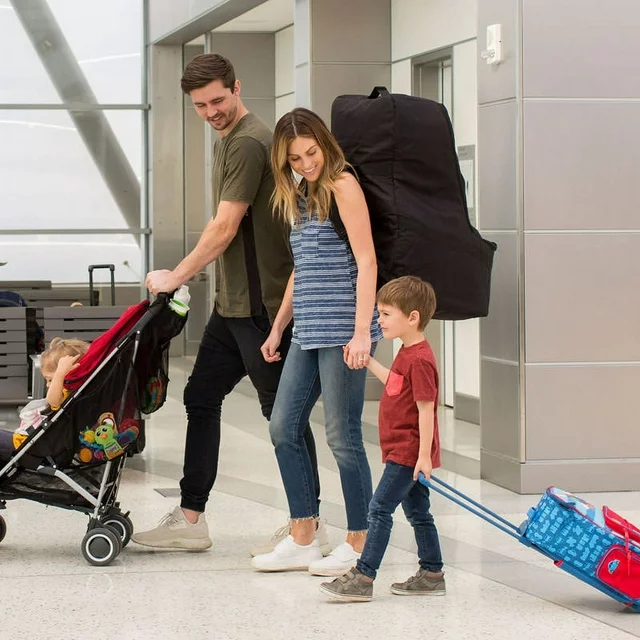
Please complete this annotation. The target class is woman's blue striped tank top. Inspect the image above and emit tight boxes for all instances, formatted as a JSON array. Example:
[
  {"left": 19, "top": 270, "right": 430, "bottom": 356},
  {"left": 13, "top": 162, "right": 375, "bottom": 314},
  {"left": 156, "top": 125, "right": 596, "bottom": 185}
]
[{"left": 290, "top": 197, "right": 383, "bottom": 350}]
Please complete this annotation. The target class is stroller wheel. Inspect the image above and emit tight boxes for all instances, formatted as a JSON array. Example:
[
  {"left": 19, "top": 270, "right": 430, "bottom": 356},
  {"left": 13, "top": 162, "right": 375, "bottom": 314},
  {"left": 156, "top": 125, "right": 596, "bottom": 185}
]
[
  {"left": 101, "top": 512, "right": 134, "bottom": 547},
  {"left": 0, "top": 515, "right": 6, "bottom": 543},
  {"left": 81, "top": 527, "right": 121, "bottom": 566}
]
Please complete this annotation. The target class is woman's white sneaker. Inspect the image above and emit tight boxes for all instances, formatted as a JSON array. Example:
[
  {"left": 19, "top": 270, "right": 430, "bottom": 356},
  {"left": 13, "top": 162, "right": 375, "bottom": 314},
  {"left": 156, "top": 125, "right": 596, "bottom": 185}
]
[
  {"left": 308, "top": 542, "right": 361, "bottom": 576},
  {"left": 250, "top": 519, "right": 332, "bottom": 557},
  {"left": 251, "top": 535, "right": 322, "bottom": 572}
]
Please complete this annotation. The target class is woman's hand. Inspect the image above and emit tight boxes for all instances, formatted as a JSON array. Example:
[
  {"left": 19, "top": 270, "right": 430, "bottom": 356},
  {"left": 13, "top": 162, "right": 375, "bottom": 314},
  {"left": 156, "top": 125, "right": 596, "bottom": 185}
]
[
  {"left": 261, "top": 328, "right": 284, "bottom": 363},
  {"left": 343, "top": 331, "right": 371, "bottom": 369}
]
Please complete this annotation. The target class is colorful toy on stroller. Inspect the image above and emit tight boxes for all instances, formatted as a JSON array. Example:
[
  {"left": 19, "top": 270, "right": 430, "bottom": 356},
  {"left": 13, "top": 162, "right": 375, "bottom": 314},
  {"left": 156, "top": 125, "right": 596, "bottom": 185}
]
[{"left": 0, "top": 294, "right": 187, "bottom": 566}]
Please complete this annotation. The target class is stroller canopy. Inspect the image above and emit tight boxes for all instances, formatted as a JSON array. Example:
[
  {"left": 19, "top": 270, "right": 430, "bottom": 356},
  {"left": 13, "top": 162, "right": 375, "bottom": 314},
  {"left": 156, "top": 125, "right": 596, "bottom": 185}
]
[{"left": 64, "top": 300, "right": 150, "bottom": 392}]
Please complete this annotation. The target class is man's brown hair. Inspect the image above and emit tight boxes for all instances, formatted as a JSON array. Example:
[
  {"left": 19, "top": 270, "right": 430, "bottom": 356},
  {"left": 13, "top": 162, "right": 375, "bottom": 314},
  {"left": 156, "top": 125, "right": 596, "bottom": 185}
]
[
  {"left": 377, "top": 276, "right": 437, "bottom": 331},
  {"left": 181, "top": 53, "right": 236, "bottom": 94}
]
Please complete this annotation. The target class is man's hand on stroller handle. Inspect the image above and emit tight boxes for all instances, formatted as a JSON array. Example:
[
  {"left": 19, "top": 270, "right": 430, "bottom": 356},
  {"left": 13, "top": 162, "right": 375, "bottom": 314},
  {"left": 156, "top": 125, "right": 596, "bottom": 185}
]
[{"left": 146, "top": 270, "right": 181, "bottom": 296}]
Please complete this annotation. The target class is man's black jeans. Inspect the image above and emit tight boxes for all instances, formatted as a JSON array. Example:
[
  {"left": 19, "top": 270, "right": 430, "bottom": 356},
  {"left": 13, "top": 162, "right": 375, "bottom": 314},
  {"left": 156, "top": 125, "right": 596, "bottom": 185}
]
[{"left": 180, "top": 307, "right": 321, "bottom": 513}]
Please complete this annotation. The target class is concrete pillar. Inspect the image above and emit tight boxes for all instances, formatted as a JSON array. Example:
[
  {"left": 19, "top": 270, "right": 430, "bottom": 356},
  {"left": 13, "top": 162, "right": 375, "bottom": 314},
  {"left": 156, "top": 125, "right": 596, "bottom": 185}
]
[
  {"left": 294, "top": 0, "right": 391, "bottom": 124},
  {"left": 149, "top": 44, "right": 184, "bottom": 279},
  {"left": 294, "top": 0, "right": 392, "bottom": 399},
  {"left": 183, "top": 44, "right": 208, "bottom": 355},
  {"left": 208, "top": 32, "right": 276, "bottom": 129},
  {"left": 478, "top": 0, "right": 640, "bottom": 492},
  {"left": 148, "top": 44, "right": 185, "bottom": 354}
]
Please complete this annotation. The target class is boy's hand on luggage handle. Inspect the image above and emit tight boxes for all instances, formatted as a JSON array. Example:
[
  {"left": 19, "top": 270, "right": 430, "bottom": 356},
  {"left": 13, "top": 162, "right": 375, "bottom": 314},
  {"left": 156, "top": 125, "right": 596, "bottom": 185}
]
[
  {"left": 414, "top": 456, "right": 433, "bottom": 482},
  {"left": 146, "top": 270, "right": 180, "bottom": 295},
  {"left": 261, "top": 330, "right": 283, "bottom": 363}
]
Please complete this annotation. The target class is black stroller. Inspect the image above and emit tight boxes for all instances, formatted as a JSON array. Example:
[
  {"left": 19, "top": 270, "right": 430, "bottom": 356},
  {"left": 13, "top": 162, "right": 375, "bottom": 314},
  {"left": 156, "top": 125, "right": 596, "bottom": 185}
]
[{"left": 0, "top": 295, "right": 186, "bottom": 566}]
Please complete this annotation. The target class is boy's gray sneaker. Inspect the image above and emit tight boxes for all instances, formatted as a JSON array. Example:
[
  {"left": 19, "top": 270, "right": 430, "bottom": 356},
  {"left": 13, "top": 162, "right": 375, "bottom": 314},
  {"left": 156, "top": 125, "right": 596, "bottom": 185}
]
[
  {"left": 250, "top": 519, "right": 331, "bottom": 557},
  {"left": 131, "top": 506, "right": 212, "bottom": 550},
  {"left": 319, "top": 568, "right": 373, "bottom": 602},
  {"left": 390, "top": 568, "right": 446, "bottom": 596}
]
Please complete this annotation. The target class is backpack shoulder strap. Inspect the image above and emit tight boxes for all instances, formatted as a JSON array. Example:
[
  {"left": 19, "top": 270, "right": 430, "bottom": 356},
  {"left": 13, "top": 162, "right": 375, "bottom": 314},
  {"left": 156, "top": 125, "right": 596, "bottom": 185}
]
[
  {"left": 328, "top": 194, "right": 348, "bottom": 243},
  {"left": 328, "top": 166, "right": 358, "bottom": 244}
]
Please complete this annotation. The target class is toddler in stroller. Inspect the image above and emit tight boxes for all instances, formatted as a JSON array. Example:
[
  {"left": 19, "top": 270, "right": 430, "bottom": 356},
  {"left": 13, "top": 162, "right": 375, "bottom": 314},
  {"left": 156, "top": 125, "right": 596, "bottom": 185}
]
[
  {"left": 0, "top": 293, "right": 187, "bottom": 566},
  {"left": 0, "top": 338, "right": 89, "bottom": 461}
]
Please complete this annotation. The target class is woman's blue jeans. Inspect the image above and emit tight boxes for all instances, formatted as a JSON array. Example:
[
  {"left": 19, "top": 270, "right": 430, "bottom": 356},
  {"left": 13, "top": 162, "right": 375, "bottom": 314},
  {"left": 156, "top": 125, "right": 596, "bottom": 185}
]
[
  {"left": 357, "top": 461, "right": 444, "bottom": 579},
  {"left": 269, "top": 342, "right": 373, "bottom": 532}
]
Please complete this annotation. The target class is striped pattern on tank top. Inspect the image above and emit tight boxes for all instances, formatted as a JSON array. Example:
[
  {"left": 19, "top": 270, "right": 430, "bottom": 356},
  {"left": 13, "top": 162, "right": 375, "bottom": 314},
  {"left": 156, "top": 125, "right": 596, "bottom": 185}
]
[{"left": 290, "top": 200, "right": 383, "bottom": 350}]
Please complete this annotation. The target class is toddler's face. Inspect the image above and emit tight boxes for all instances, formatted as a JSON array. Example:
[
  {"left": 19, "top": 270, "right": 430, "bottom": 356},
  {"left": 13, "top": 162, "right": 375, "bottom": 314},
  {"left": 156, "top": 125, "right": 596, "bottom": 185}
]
[{"left": 41, "top": 365, "right": 55, "bottom": 388}]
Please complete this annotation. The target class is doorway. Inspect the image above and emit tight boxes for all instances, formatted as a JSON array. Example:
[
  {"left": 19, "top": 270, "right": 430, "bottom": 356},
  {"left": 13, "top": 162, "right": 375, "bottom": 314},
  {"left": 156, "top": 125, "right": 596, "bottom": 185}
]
[{"left": 412, "top": 51, "right": 455, "bottom": 408}]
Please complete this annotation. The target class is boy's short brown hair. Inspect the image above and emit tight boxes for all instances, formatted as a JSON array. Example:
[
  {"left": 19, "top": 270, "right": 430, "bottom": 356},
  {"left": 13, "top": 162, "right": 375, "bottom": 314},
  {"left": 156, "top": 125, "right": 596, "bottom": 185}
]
[{"left": 377, "top": 276, "right": 437, "bottom": 331}]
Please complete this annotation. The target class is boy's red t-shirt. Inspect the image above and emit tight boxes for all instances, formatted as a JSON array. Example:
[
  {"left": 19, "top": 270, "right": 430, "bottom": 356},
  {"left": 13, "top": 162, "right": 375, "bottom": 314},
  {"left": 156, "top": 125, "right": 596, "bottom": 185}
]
[{"left": 378, "top": 340, "right": 441, "bottom": 469}]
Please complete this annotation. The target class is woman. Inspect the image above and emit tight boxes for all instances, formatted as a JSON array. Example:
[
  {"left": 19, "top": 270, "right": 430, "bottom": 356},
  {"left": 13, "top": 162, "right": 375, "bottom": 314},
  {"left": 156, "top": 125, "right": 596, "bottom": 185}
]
[{"left": 251, "top": 108, "right": 382, "bottom": 576}]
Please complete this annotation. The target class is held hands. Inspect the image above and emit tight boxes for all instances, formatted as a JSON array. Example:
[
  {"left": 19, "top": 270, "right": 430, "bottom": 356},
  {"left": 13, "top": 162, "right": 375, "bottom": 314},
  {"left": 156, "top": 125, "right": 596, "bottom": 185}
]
[
  {"left": 343, "top": 332, "right": 371, "bottom": 370},
  {"left": 145, "top": 270, "right": 180, "bottom": 296},
  {"left": 261, "top": 329, "right": 283, "bottom": 363},
  {"left": 413, "top": 455, "right": 433, "bottom": 482}
]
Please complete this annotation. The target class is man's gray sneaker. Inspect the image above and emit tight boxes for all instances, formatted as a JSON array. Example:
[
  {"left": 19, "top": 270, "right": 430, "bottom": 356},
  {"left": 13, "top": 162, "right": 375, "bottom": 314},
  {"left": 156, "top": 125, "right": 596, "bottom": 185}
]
[
  {"left": 131, "top": 506, "right": 212, "bottom": 550},
  {"left": 250, "top": 519, "right": 331, "bottom": 557},
  {"left": 390, "top": 568, "right": 446, "bottom": 596},
  {"left": 319, "top": 568, "right": 373, "bottom": 602}
]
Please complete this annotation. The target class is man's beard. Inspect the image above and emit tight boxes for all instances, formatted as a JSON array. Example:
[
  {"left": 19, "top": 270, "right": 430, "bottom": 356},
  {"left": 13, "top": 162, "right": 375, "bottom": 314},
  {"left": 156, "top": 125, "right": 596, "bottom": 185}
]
[{"left": 209, "top": 101, "right": 237, "bottom": 130}]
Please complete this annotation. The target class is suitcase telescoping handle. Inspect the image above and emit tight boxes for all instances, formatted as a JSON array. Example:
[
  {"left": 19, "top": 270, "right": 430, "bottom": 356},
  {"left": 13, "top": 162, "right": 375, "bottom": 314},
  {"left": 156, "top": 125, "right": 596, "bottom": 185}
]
[
  {"left": 88, "top": 264, "right": 115, "bottom": 306},
  {"left": 418, "top": 473, "right": 524, "bottom": 541}
]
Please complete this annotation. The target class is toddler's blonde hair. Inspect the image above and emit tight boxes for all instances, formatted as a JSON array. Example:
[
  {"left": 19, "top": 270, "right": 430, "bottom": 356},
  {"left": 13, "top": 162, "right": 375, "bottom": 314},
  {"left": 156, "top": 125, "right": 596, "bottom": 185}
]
[{"left": 40, "top": 337, "right": 89, "bottom": 372}]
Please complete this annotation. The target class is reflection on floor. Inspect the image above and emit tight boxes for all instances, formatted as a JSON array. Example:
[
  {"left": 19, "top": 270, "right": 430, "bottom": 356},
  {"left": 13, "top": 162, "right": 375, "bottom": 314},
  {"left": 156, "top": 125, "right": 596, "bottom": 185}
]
[{"left": 0, "top": 357, "right": 638, "bottom": 640}]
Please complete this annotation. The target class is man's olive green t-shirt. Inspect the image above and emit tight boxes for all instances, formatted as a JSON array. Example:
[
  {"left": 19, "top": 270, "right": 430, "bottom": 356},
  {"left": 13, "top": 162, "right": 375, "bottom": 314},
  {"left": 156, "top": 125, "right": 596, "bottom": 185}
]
[{"left": 212, "top": 113, "right": 292, "bottom": 323}]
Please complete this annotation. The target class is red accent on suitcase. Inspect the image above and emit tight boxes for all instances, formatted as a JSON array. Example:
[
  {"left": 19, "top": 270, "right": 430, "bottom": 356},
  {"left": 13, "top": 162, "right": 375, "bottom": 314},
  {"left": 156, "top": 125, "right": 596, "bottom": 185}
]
[
  {"left": 604, "top": 507, "right": 640, "bottom": 548},
  {"left": 596, "top": 546, "right": 640, "bottom": 599}
]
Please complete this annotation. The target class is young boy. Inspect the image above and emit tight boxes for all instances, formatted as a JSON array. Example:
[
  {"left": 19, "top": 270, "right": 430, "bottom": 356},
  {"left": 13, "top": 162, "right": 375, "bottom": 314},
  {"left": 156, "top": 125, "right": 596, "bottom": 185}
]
[{"left": 320, "top": 275, "right": 444, "bottom": 602}]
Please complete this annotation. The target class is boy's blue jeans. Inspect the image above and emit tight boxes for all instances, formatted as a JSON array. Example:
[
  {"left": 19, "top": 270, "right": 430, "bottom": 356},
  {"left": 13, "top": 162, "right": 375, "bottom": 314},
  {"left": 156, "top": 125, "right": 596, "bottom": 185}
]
[
  {"left": 269, "top": 342, "right": 373, "bottom": 532},
  {"left": 357, "top": 460, "right": 444, "bottom": 579}
]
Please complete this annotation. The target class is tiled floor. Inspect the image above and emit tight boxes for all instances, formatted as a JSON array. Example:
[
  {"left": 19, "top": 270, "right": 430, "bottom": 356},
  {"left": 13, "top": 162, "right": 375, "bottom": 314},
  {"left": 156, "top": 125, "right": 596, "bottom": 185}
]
[{"left": 0, "top": 357, "right": 639, "bottom": 640}]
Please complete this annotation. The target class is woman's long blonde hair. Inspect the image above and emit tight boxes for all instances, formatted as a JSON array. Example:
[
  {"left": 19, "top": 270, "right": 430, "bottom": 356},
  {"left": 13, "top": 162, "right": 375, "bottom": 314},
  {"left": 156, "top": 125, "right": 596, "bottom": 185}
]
[{"left": 271, "top": 108, "right": 349, "bottom": 224}]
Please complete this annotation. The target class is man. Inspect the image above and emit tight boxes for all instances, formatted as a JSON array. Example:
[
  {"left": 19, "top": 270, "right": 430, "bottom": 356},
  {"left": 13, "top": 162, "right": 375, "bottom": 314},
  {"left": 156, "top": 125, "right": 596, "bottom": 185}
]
[{"left": 133, "top": 54, "right": 326, "bottom": 554}]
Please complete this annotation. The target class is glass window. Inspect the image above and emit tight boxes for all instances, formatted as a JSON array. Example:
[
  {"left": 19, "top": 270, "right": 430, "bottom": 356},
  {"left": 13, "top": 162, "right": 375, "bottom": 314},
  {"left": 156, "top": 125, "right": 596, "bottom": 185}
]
[
  {"left": 0, "top": 1, "right": 59, "bottom": 103},
  {"left": 0, "top": 1, "right": 146, "bottom": 286},
  {"left": 0, "top": 110, "right": 142, "bottom": 230},
  {"left": 0, "top": 0, "right": 142, "bottom": 104},
  {"left": 0, "top": 234, "right": 142, "bottom": 284}
]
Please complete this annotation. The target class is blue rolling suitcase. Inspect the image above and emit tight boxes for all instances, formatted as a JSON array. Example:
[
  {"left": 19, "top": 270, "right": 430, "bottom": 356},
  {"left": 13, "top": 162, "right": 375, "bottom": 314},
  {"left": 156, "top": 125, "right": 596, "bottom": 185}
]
[{"left": 419, "top": 474, "right": 640, "bottom": 612}]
